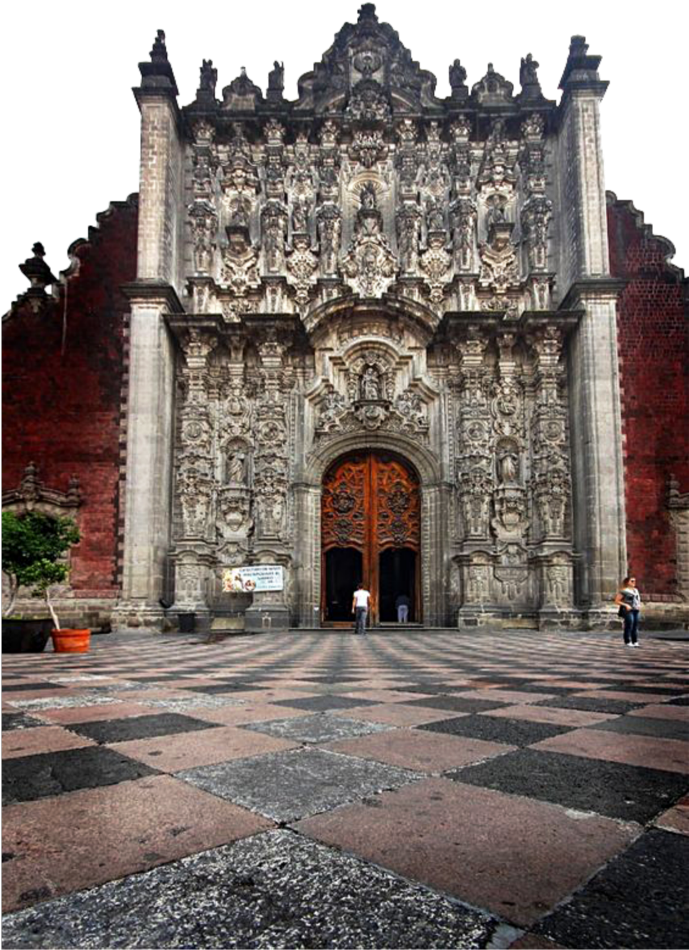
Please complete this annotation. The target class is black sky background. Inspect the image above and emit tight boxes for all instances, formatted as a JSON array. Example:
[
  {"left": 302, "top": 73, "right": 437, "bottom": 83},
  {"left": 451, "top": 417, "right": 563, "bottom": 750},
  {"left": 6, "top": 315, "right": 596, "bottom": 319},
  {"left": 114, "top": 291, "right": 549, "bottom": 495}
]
[{"left": 9, "top": 6, "right": 689, "bottom": 298}]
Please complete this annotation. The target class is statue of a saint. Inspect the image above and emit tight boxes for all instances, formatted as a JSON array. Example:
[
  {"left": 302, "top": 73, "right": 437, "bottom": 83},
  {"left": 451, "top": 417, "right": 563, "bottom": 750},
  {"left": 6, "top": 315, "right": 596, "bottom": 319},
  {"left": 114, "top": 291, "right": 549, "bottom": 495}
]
[
  {"left": 361, "top": 366, "right": 380, "bottom": 400},
  {"left": 227, "top": 452, "right": 246, "bottom": 484},
  {"left": 268, "top": 61, "right": 284, "bottom": 93}
]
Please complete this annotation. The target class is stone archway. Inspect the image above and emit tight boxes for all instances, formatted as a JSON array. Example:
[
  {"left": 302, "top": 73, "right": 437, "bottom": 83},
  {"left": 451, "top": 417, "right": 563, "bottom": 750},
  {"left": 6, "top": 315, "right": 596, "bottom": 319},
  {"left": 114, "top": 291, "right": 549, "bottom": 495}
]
[
  {"left": 293, "top": 431, "right": 450, "bottom": 628},
  {"left": 321, "top": 450, "right": 421, "bottom": 624}
]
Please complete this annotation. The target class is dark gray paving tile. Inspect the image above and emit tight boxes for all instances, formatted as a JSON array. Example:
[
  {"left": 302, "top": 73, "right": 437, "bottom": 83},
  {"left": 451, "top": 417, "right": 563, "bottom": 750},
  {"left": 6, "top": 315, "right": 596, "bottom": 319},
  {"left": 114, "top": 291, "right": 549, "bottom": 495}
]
[
  {"left": 185, "top": 683, "right": 267, "bottom": 693},
  {"left": 2, "top": 713, "right": 46, "bottom": 732},
  {"left": 534, "top": 829, "right": 689, "bottom": 949},
  {"left": 417, "top": 714, "right": 572, "bottom": 746},
  {"left": 272, "top": 694, "right": 377, "bottom": 712},
  {"left": 446, "top": 748, "right": 689, "bottom": 824},
  {"left": 495, "top": 683, "right": 578, "bottom": 695},
  {"left": 2, "top": 748, "right": 158, "bottom": 805},
  {"left": 1, "top": 682, "right": 68, "bottom": 692},
  {"left": 389, "top": 684, "right": 455, "bottom": 695},
  {"left": 0, "top": 830, "right": 497, "bottom": 949},
  {"left": 535, "top": 696, "right": 644, "bottom": 715},
  {"left": 402, "top": 696, "right": 508, "bottom": 713},
  {"left": 591, "top": 715, "right": 689, "bottom": 743},
  {"left": 66, "top": 713, "right": 220, "bottom": 745},
  {"left": 242, "top": 713, "right": 392, "bottom": 744},
  {"left": 177, "top": 748, "right": 419, "bottom": 822}
]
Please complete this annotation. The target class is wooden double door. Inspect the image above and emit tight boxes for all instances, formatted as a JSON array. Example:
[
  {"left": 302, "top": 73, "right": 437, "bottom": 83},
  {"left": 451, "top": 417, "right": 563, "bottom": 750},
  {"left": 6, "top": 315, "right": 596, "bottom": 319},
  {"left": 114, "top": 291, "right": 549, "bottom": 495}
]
[{"left": 321, "top": 451, "right": 421, "bottom": 624}]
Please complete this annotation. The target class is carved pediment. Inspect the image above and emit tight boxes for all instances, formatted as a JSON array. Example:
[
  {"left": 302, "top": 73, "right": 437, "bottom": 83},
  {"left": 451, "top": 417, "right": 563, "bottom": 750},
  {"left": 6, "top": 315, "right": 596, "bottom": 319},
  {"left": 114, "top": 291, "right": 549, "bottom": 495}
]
[{"left": 294, "top": 4, "right": 440, "bottom": 114}]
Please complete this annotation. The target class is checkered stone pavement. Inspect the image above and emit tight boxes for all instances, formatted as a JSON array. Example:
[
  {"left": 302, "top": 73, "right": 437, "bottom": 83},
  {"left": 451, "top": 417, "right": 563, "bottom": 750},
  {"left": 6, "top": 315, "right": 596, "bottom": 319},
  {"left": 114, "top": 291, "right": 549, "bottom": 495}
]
[{"left": 2, "top": 628, "right": 688, "bottom": 948}]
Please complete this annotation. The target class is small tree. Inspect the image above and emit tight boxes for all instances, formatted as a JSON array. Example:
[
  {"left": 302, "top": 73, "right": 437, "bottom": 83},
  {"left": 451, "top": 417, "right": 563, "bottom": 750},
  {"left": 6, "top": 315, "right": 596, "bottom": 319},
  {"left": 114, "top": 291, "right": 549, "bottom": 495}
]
[{"left": 2, "top": 511, "right": 81, "bottom": 628}]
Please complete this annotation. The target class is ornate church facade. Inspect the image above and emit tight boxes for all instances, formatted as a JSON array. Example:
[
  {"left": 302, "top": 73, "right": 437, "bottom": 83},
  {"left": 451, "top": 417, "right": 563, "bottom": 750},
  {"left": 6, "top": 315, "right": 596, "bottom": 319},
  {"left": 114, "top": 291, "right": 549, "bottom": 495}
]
[{"left": 4, "top": 6, "right": 688, "bottom": 631}]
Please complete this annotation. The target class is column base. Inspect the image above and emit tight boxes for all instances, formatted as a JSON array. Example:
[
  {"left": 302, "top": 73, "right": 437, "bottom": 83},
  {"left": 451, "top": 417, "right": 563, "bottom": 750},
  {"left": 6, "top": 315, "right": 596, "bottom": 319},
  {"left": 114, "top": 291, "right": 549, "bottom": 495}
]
[
  {"left": 244, "top": 604, "right": 290, "bottom": 633},
  {"left": 111, "top": 602, "right": 168, "bottom": 632}
]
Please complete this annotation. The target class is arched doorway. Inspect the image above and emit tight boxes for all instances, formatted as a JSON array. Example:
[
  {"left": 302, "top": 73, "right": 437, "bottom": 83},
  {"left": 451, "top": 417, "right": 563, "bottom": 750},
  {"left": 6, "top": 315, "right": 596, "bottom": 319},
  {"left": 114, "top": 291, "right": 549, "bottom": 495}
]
[{"left": 321, "top": 451, "right": 421, "bottom": 624}]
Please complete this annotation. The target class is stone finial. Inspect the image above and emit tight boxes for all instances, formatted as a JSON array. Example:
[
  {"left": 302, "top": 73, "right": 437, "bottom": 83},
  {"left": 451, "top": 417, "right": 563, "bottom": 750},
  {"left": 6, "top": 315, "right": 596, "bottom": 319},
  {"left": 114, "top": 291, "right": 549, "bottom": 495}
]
[
  {"left": 19, "top": 243, "right": 57, "bottom": 293},
  {"left": 558, "top": 33, "right": 605, "bottom": 92},
  {"left": 137, "top": 28, "right": 179, "bottom": 97},
  {"left": 358, "top": 3, "right": 378, "bottom": 22}
]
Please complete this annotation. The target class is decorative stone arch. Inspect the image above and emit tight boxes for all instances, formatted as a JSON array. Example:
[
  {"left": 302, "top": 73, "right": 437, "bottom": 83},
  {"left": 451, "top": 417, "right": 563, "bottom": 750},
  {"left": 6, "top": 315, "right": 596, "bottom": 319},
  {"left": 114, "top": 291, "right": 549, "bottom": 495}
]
[{"left": 292, "top": 430, "right": 452, "bottom": 627}]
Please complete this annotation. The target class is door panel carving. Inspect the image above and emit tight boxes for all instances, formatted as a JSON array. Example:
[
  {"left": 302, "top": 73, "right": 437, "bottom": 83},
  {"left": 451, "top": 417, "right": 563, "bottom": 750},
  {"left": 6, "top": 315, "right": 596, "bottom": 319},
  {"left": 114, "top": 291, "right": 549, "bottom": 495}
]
[{"left": 322, "top": 452, "right": 420, "bottom": 621}]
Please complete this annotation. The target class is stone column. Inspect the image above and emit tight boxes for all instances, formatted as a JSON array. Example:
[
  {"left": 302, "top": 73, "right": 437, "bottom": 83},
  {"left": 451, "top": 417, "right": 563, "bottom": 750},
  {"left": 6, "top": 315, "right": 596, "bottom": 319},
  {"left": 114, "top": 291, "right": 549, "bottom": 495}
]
[
  {"left": 556, "top": 38, "right": 627, "bottom": 619},
  {"left": 115, "top": 33, "right": 184, "bottom": 629},
  {"left": 292, "top": 483, "right": 322, "bottom": 628}
]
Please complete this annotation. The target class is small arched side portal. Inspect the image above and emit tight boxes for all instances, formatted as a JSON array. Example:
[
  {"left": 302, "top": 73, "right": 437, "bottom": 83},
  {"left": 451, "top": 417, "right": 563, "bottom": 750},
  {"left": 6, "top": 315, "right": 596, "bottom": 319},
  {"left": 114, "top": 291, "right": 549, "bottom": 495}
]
[{"left": 321, "top": 450, "right": 421, "bottom": 624}]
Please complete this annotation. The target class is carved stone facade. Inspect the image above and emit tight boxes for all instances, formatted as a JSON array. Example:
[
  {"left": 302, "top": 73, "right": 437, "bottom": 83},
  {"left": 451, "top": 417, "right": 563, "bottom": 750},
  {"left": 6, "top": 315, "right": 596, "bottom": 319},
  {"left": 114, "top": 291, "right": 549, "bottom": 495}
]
[{"left": 114, "top": 8, "right": 643, "bottom": 630}]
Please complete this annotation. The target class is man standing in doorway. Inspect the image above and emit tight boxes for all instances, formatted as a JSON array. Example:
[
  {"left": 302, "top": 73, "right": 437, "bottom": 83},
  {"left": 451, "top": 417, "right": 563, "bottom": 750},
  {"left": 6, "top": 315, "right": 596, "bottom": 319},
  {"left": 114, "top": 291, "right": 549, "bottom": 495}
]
[
  {"left": 395, "top": 593, "right": 410, "bottom": 623},
  {"left": 352, "top": 582, "right": 371, "bottom": 634}
]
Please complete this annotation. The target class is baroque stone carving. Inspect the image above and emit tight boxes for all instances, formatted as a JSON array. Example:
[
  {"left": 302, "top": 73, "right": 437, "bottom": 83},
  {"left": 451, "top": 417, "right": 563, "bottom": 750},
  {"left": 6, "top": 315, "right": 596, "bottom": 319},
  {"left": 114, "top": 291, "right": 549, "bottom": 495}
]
[{"left": 342, "top": 182, "right": 396, "bottom": 297}]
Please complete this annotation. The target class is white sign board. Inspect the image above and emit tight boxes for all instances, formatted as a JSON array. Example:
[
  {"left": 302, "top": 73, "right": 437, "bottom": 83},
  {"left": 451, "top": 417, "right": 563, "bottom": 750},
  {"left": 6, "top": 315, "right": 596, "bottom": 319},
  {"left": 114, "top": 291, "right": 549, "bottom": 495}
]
[{"left": 222, "top": 565, "right": 283, "bottom": 593}]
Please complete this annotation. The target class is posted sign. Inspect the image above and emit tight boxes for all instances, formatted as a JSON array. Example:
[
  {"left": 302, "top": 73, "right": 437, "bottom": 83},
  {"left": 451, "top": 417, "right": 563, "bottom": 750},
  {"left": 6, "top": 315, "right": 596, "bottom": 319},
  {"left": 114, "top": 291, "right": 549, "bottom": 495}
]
[{"left": 222, "top": 565, "right": 283, "bottom": 593}]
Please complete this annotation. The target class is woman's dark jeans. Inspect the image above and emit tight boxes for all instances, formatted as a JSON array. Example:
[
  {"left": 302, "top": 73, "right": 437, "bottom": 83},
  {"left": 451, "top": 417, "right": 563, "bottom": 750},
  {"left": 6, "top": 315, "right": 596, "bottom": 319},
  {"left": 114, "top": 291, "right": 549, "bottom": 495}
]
[{"left": 623, "top": 609, "right": 640, "bottom": 644}]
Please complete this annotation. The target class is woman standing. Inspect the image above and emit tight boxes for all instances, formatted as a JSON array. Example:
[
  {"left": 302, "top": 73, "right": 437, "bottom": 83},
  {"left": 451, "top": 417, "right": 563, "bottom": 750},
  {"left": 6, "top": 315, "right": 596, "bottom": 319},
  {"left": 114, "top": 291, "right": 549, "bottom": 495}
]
[{"left": 615, "top": 575, "right": 641, "bottom": 647}]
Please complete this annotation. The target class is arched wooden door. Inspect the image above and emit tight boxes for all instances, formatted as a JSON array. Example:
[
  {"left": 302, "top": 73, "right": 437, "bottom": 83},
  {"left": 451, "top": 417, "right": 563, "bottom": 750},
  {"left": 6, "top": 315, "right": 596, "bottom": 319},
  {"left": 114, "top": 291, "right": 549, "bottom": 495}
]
[{"left": 321, "top": 451, "right": 421, "bottom": 624}]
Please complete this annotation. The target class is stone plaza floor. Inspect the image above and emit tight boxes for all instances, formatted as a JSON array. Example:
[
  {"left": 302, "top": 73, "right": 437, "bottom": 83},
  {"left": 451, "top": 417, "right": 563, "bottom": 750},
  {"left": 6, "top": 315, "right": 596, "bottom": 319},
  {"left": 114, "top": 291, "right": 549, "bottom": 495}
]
[{"left": 1, "top": 627, "right": 688, "bottom": 949}]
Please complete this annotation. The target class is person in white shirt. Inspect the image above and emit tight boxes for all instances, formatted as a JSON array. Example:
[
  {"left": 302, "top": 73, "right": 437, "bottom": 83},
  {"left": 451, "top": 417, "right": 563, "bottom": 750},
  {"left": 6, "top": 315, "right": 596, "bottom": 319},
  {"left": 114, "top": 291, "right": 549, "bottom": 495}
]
[{"left": 351, "top": 582, "right": 371, "bottom": 634}]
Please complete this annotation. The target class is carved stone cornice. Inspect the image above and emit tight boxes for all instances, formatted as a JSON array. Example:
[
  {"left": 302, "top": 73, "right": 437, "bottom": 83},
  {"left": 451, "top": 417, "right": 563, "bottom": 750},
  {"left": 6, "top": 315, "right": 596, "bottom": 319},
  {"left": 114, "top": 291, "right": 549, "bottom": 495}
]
[
  {"left": 122, "top": 282, "right": 185, "bottom": 313},
  {"left": 2, "top": 463, "right": 82, "bottom": 515}
]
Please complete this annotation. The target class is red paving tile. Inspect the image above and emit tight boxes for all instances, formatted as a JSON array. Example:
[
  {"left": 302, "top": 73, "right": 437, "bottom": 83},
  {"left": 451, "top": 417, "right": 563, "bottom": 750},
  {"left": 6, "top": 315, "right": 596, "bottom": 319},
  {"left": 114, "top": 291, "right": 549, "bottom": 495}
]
[
  {"left": 110, "top": 725, "right": 300, "bottom": 771},
  {"left": 629, "top": 704, "right": 689, "bottom": 721},
  {"left": 2, "top": 726, "right": 97, "bottom": 758},
  {"left": 481, "top": 704, "right": 618, "bottom": 727},
  {"left": 654, "top": 794, "right": 689, "bottom": 836},
  {"left": 325, "top": 729, "right": 515, "bottom": 772},
  {"left": 572, "top": 689, "right": 676, "bottom": 703},
  {"left": 186, "top": 702, "right": 312, "bottom": 726},
  {"left": 2, "top": 775, "right": 274, "bottom": 912},
  {"left": 31, "top": 702, "right": 153, "bottom": 724},
  {"left": 508, "top": 935, "right": 567, "bottom": 949},
  {"left": 533, "top": 729, "right": 689, "bottom": 774},
  {"left": 453, "top": 689, "right": 556, "bottom": 704},
  {"left": 295, "top": 776, "right": 638, "bottom": 926}
]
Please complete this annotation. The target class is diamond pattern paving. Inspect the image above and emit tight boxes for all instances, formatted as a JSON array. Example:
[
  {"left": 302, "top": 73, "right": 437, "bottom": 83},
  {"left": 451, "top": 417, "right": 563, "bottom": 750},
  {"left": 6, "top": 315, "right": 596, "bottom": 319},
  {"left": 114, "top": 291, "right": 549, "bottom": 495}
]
[{"left": 2, "top": 627, "right": 688, "bottom": 947}]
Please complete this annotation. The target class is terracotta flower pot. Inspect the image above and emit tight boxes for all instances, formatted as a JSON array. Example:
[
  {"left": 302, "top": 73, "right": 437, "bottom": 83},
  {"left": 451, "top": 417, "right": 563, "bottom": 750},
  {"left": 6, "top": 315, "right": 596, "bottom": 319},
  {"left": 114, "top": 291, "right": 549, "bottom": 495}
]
[{"left": 51, "top": 629, "right": 91, "bottom": 653}]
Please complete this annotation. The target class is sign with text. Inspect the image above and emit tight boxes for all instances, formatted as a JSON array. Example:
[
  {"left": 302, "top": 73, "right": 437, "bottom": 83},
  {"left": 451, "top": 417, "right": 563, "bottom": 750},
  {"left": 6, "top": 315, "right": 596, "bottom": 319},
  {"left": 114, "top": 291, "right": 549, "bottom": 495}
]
[{"left": 222, "top": 565, "right": 283, "bottom": 593}]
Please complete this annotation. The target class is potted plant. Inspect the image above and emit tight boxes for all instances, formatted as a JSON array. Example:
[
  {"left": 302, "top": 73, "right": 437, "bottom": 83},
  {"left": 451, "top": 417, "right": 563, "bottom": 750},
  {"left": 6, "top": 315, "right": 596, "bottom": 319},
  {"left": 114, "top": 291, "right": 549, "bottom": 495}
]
[{"left": 2, "top": 511, "right": 88, "bottom": 653}]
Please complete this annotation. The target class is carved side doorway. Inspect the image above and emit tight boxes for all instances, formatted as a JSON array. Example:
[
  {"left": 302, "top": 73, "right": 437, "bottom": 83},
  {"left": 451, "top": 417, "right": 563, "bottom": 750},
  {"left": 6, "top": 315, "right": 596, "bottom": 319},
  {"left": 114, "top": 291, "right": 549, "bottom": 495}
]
[{"left": 321, "top": 451, "right": 421, "bottom": 625}]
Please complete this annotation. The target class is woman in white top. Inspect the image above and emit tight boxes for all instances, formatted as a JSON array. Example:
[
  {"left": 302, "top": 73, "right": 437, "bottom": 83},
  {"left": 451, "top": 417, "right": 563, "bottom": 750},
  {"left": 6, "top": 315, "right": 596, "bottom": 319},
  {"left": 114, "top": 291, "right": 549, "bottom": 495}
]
[{"left": 614, "top": 575, "right": 641, "bottom": 647}]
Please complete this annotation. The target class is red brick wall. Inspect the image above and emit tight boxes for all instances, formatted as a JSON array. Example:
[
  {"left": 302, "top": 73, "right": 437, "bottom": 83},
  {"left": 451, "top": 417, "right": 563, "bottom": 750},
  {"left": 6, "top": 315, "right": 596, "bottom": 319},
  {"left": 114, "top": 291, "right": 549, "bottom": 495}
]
[
  {"left": 2, "top": 196, "right": 138, "bottom": 596},
  {"left": 607, "top": 193, "right": 689, "bottom": 598}
]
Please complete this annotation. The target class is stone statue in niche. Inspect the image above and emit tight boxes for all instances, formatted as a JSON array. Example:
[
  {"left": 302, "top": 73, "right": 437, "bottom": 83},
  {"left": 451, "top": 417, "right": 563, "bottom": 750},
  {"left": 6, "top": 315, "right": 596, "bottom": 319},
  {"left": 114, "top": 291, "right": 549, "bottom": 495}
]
[
  {"left": 226, "top": 450, "right": 247, "bottom": 485},
  {"left": 361, "top": 365, "right": 381, "bottom": 400},
  {"left": 499, "top": 451, "right": 519, "bottom": 484}
]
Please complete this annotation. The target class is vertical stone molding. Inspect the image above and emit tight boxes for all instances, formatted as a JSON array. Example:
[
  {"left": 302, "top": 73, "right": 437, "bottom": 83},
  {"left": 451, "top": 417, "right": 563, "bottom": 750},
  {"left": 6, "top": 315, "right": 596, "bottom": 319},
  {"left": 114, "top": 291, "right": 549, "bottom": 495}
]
[
  {"left": 116, "top": 292, "right": 180, "bottom": 625},
  {"left": 566, "top": 287, "right": 627, "bottom": 612}
]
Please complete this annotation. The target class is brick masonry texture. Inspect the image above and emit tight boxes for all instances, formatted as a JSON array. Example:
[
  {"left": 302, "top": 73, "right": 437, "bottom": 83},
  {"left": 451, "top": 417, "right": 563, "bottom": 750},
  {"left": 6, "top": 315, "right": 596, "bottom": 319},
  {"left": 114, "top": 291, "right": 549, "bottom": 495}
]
[
  {"left": 607, "top": 194, "right": 689, "bottom": 596},
  {"left": 2, "top": 197, "right": 138, "bottom": 596}
]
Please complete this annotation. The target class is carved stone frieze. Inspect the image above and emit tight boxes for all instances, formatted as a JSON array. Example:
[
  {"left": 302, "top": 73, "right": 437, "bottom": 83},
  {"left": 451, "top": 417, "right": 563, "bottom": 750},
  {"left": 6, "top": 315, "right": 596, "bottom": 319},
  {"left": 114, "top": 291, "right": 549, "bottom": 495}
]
[
  {"left": 342, "top": 183, "right": 397, "bottom": 296},
  {"left": 286, "top": 235, "right": 319, "bottom": 307},
  {"left": 220, "top": 226, "right": 261, "bottom": 297}
]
